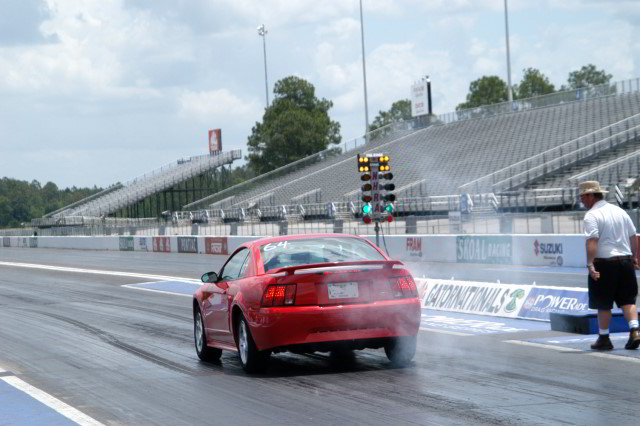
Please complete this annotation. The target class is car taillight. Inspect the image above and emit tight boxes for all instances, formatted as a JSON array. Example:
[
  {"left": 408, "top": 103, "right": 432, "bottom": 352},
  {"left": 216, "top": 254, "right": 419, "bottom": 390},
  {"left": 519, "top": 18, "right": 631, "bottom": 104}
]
[
  {"left": 262, "top": 284, "right": 297, "bottom": 306},
  {"left": 390, "top": 275, "right": 417, "bottom": 298}
]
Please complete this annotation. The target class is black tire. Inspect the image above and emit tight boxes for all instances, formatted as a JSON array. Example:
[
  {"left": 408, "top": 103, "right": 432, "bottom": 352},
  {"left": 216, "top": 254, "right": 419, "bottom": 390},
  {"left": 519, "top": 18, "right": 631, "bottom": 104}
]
[
  {"left": 236, "top": 316, "right": 270, "bottom": 373},
  {"left": 194, "top": 307, "right": 222, "bottom": 362},
  {"left": 384, "top": 335, "right": 417, "bottom": 367}
]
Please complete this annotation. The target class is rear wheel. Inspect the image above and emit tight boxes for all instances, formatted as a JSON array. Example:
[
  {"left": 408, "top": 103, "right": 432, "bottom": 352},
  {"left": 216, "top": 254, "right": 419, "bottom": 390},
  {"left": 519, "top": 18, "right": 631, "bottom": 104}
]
[
  {"left": 384, "top": 335, "right": 417, "bottom": 367},
  {"left": 237, "top": 316, "right": 270, "bottom": 373},
  {"left": 194, "top": 307, "right": 222, "bottom": 362}
]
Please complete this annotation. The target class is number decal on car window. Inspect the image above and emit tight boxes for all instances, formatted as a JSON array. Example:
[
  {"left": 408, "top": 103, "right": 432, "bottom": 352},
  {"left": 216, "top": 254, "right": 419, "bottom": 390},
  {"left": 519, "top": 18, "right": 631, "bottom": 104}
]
[{"left": 263, "top": 241, "right": 288, "bottom": 251}]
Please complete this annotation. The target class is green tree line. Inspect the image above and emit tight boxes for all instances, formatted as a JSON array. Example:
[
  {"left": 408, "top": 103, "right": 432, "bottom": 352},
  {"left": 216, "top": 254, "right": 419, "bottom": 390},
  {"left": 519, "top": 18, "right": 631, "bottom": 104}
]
[{"left": 0, "top": 178, "right": 102, "bottom": 228}]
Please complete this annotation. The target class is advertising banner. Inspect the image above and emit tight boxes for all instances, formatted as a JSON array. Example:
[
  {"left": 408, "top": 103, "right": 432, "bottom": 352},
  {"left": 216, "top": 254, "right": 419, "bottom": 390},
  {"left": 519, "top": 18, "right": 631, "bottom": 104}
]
[
  {"left": 178, "top": 236, "right": 198, "bottom": 254},
  {"left": 119, "top": 236, "right": 134, "bottom": 251},
  {"left": 405, "top": 237, "right": 423, "bottom": 259},
  {"left": 208, "top": 129, "right": 222, "bottom": 155},
  {"left": 205, "top": 237, "right": 228, "bottom": 255},
  {"left": 410, "top": 80, "right": 428, "bottom": 117},
  {"left": 518, "top": 287, "right": 591, "bottom": 320},
  {"left": 421, "top": 279, "right": 531, "bottom": 318},
  {"left": 137, "top": 237, "right": 150, "bottom": 252},
  {"left": 153, "top": 236, "right": 171, "bottom": 253},
  {"left": 456, "top": 235, "right": 512, "bottom": 264}
]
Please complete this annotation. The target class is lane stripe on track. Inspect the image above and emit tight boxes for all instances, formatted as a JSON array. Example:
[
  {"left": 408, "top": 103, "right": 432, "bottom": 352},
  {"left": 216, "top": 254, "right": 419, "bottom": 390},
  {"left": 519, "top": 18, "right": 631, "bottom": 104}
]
[
  {"left": 505, "top": 340, "right": 640, "bottom": 363},
  {"left": 0, "top": 261, "right": 199, "bottom": 283}
]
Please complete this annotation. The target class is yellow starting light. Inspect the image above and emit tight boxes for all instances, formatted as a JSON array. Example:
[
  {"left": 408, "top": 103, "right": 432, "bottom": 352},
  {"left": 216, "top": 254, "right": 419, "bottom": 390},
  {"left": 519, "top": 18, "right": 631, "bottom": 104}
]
[
  {"left": 383, "top": 155, "right": 390, "bottom": 162},
  {"left": 358, "top": 156, "right": 369, "bottom": 163},
  {"left": 359, "top": 165, "right": 370, "bottom": 172},
  {"left": 379, "top": 165, "right": 391, "bottom": 171}
]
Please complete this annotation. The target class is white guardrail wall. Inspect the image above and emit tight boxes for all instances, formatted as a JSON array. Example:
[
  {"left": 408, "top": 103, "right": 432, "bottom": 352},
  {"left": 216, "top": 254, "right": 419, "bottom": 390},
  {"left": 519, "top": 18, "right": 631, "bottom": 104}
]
[
  {"left": 0, "top": 233, "right": 606, "bottom": 267},
  {"left": 3, "top": 233, "right": 614, "bottom": 321}
]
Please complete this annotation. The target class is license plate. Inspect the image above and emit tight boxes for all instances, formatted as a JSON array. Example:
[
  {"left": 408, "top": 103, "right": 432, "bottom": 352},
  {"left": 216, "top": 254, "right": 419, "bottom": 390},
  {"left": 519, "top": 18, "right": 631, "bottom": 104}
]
[{"left": 328, "top": 282, "right": 359, "bottom": 299}]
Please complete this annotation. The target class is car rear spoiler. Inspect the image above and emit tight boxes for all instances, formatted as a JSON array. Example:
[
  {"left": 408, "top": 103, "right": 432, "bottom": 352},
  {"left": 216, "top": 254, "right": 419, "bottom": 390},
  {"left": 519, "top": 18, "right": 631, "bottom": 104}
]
[{"left": 269, "top": 260, "right": 404, "bottom": 276}]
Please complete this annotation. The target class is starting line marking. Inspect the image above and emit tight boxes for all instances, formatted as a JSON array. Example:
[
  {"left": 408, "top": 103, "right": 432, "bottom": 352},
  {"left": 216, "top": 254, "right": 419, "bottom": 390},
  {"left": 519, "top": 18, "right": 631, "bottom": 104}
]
[{"left": 504, "top": 340, "right": 640, "bottom": 363}]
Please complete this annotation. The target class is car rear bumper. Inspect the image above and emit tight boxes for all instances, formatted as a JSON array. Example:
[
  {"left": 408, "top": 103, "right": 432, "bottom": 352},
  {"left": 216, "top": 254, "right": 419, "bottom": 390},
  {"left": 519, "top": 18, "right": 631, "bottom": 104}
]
[{"left": 247, "top": 298, "right": 421, "bottom": 351}]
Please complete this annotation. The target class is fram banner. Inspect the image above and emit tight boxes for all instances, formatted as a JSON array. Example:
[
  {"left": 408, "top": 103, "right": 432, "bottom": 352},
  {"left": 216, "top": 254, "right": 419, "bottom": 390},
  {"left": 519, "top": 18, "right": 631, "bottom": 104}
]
[
  {"left": 208, "top": 129, "right": 222, "bottom": 155},
  {"left": 421, "top": 279, "right": 530, "bottom": 318},
  {"left": 405, "top": 237, "right": 423, "bottom": 259},
  {"left": 456, "top": 235, "right": 512, "bottom": 264},
  {"left": 205, "top": 237, "right": 228, "bottom": 255},
  {"left": 153, "top": 237, "right": 171, "bottom": 253},
  {"left": 518, "top": 287, "right": 591, "bottom": 320}
]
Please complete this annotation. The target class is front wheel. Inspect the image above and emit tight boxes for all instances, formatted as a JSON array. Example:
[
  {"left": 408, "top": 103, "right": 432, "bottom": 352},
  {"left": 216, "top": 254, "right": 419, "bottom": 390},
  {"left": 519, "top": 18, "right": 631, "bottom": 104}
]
[
  {"left": 384, "top": 335, "right": 417, "bottom": 367},
  {"left": 194, "top": 307, "right": 222, "bottom": 362},
  {"left": 237, "top": 316, "right": 270, "bottom": 373}
]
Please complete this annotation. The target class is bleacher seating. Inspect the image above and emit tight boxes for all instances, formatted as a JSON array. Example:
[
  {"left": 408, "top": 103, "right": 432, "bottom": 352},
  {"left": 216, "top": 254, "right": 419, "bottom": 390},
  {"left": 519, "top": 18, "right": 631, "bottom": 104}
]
[
  {"left": 193, "top": 90, "right": 640, "bottom": 213},
  {"left": 50, "top": 150, "right": 241, "bottom": 219}
]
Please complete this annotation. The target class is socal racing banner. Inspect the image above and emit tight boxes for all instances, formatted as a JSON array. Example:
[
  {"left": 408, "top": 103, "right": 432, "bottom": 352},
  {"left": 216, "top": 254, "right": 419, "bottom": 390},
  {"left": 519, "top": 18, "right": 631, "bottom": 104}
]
[{"left": 456, "top": 235, "right": 512, "bottom": 264}]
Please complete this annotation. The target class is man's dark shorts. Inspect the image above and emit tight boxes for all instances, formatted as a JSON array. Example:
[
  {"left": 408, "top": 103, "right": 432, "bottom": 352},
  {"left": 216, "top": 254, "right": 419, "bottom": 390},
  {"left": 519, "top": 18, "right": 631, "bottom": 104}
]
[{"left": 589, "top": 257, "right": 638, "bottom": 309}]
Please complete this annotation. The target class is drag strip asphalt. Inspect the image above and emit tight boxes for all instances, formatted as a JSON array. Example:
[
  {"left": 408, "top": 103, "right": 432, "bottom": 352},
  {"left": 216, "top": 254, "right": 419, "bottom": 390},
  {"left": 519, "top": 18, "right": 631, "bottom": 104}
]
[{"left": 1, "top": 247, "right": 640, "bottom": 425}]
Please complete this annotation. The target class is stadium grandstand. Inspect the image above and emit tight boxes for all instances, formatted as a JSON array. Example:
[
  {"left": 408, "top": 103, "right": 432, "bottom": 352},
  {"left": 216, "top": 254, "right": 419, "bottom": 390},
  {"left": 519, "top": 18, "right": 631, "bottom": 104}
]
[
  {"left": 31, "top": 150, "right": 241, "bottom": 228},
  {"left": 22, "top": 77, "right": 640, "bottom": 236}
]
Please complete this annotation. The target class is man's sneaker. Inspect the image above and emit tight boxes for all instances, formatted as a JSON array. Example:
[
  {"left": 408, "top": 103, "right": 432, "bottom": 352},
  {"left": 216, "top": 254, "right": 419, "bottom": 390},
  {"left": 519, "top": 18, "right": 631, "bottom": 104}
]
[
  {"left": 590, "top": 334, "right": 613, "bottom": 350},
  {"left": 624, "top": 328, "right": 640, "bottom": 350}
]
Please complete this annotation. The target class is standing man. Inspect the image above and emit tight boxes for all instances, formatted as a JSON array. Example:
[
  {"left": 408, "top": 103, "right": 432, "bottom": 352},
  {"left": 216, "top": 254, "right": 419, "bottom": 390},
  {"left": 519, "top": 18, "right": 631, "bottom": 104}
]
[{"left": 580, "top": 181, "right": 640, "bottom": 350}]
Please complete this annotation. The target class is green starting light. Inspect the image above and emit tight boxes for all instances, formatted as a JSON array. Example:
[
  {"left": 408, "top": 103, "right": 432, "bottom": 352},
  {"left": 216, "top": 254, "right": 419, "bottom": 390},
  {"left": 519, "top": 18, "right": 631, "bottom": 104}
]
[
  {"left": 362, "top": 203, "right": 372, "bottom": 215},
  {"left": 384, "top": 204, "right": 394, "bottom": 213}
]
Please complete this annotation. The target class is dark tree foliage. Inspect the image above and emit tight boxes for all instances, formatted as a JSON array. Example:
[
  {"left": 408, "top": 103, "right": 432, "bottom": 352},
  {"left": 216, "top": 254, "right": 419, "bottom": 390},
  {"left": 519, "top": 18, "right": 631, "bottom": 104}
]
[
  {"left": 247, "top": 76, "right": 341, "bottom": 175},
  {"left": 515, "top": 68, "right": 555, "bottom": 99},
  {"left": 456, "top": 76, "right": 509, "bottom": 111},
  {"left": 565, "top": 64, "right": 613, "bottom": 89},
  {"left": 0, "top": 177, "right": 102, "bottom": 227},
  {"left": 370, "top": 99, "right": 412, "bottom": 133}
]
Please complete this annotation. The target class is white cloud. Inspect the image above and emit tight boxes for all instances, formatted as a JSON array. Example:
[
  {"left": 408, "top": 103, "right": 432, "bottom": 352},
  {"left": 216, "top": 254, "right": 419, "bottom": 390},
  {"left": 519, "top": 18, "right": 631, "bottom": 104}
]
[
  {"left": 317, "top": 18, "right": 360, "bottom": 40},
  {"left": 178, "top": 89, "right": 262, "bottom": 123},
  {"left": 0, "top": 0, "right": 639, "bottom": 187}
]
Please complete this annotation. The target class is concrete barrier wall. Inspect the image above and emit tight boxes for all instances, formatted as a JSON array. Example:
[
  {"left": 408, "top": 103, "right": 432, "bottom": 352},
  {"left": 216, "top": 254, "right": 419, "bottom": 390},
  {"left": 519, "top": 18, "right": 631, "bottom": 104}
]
[{"left": 6, "top": 234, "right": 638, "bottom": 269}]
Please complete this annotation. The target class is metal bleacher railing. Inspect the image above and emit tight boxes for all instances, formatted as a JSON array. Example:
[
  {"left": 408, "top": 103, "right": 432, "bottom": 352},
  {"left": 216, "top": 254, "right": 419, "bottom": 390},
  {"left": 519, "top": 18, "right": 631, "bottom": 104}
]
[
  {"left": 32, "top": 150, "right": 241, "bottom": 226},
  {"left": 459, "top": 112, "right": 640, "bottom": 194},
  {"left": 568, "top": 145, "right": 640, "bottom": 185},
  {"left": 186, "top": 78, "right": 640, "bottom": 213}
]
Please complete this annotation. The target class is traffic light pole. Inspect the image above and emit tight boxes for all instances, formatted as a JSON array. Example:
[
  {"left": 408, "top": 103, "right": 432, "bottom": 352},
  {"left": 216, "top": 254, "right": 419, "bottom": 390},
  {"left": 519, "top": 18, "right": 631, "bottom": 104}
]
[{"left": 358, "top": 153, "right": 394, "bottom": 249}]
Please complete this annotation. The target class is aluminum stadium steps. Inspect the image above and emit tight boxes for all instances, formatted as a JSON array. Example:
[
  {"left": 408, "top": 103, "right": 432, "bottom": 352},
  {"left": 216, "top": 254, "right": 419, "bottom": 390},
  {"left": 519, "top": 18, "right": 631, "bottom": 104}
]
[
  {"left": 215, "top": 90, "right": 640, "bottom": 213},
  {"left": 50, "top": 150, "right": 241, "bottom": 220}
]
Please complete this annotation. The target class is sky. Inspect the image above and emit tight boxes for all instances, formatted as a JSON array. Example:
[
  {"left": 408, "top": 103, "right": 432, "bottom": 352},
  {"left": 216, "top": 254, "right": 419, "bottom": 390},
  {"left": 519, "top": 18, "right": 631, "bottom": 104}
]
[{"left": 0, "top": 0, "right": 639, "bottom": 189}]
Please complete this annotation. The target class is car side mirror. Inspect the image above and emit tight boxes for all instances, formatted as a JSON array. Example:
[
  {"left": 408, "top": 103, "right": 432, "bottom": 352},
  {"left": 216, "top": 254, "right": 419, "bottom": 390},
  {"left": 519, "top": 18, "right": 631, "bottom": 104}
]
[{"left": 201, "top": 271, "right": 218, "bottom": 283}]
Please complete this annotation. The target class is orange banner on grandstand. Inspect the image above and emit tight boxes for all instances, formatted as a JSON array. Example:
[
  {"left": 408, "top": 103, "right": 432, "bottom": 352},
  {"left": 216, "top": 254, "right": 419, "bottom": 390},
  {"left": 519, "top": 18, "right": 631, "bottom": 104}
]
[{"left": 208, "top": 129, "right": 222, "bottom": 154}]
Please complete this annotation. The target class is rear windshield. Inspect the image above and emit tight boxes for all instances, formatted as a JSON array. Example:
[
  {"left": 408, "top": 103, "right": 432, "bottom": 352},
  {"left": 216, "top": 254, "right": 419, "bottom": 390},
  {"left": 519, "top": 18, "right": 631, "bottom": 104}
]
[{"left": 260, "top": 237, "right": 385, "bottom": 272}]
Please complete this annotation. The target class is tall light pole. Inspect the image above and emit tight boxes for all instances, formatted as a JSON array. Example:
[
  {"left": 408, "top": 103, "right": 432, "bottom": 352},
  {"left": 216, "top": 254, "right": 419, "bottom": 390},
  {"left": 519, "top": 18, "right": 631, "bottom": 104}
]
[
  {"left": 257, "top": 24, "right": 270, "bottom": 108},
  {"left": 503, "top": 0, "right": 513, "bottom": 102},
  {"left": 359, "top": 0, "right": 370, "bottom": 142}
]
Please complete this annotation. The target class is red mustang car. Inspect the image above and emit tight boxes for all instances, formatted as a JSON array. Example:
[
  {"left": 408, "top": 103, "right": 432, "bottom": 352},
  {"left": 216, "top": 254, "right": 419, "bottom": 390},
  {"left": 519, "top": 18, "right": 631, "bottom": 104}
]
[{"left": 193, "top": 234, "right": 420, "bottom": 373}]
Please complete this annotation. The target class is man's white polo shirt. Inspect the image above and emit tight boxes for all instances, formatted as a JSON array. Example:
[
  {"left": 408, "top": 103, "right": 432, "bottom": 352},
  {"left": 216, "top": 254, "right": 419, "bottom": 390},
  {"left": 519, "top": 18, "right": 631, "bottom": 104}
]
[{"left": 584, "top": 200, "right": 636, "bottom": 258}]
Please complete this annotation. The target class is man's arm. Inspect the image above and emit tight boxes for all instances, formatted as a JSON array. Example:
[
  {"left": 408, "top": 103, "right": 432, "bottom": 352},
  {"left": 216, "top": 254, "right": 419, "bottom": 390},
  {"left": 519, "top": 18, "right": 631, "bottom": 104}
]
[
  {"left": 586, "top": 238, "right": 600, "bottom": 280},
  {"left": 630, "top": 235, "right": 639, "bottom": 269}
]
